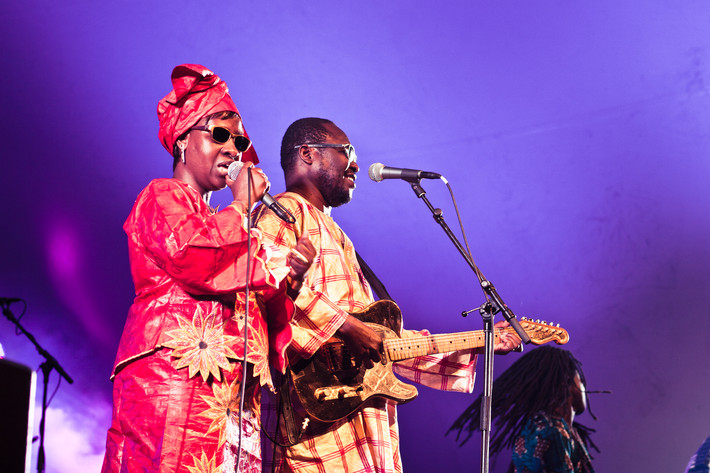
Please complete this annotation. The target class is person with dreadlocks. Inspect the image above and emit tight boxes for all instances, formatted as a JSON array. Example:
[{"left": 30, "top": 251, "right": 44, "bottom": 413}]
[{"left": 448, "top": 346, "right": 598, "bottom": 473}]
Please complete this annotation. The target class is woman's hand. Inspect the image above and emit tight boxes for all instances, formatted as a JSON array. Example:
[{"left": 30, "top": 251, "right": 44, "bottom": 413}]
[{"left": 227, "top": 162, "right": 269, "bottom": 207}]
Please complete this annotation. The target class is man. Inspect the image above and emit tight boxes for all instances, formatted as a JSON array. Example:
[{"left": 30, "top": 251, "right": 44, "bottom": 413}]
[{"left": 257, "top": 117, "right": 520, "bottom": 472}]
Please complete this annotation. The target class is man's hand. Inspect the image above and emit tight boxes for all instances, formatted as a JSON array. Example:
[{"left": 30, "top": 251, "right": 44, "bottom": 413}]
[
  {"left": 493, "top": 320, "right": 522, "bottom": 354},
  {"left": 336, "top": 315, "right": 385, "bottom": 369},
  {"left": 475, "top": 320, "right": 522, "bottom": 355},
  {"left": 288, "top": 234, "right": 316, "bottom": 281}
]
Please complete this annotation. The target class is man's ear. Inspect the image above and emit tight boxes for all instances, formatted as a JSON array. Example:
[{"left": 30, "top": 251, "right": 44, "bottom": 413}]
[{"left": 297, "top": 145, "right": 314, "bottom": 165}]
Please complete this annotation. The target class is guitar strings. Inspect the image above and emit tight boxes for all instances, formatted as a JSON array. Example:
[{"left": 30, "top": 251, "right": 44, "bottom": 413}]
[{"left": 340, "top": 322, "right": 568, "bottom": 364}]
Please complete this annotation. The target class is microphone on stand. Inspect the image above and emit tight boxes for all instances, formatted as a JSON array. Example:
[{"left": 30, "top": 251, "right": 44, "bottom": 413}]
[
  {"left": 228, "top": 161, "right": 295, "bottom": 224},
  {"left": 368, "top": 163, "right": 442, "bottom": 183}
]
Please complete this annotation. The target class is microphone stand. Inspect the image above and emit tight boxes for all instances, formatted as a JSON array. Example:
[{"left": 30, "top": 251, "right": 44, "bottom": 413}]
[
  {"left": 408, "top": 180, "right": 530, "bottom": 473},
  {"left": 2, "top": 302, "right": 74, "bottom": 473}
]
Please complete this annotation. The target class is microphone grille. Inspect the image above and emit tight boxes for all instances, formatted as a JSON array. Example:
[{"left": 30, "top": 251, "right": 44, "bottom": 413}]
[
  {"left": 227, "top": 161, "right": 244, "bottom": 180},
  {"left": 368, "top": 162, "right": 385, "bottom": 182}
]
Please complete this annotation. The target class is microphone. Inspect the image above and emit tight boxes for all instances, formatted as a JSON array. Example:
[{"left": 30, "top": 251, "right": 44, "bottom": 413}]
[
  {"left": 228, "top": 162, "right": 295, "bottom": 224},
  {"left": 368, "top": 163, "right": 442, "bottom": 183}
]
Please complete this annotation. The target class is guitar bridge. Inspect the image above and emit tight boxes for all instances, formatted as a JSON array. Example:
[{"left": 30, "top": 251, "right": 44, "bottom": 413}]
[{"left": 314, "top": 384, "right": 364, "bottom": 402}]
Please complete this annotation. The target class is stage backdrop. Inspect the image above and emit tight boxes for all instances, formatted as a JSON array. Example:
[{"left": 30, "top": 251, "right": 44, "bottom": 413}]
[{"left": 1, "top": 2, "right": 709, "bottom": 472}]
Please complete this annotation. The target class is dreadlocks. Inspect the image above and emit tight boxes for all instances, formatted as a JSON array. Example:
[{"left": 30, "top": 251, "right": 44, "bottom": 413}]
[{"left": 448, "top": 346, "right": 598, "bottom": 456}]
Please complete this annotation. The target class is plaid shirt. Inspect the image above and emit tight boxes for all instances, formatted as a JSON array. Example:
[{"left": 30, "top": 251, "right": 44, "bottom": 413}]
[{"left": 256, "top": 192, "right": 477, "bottom": 472}]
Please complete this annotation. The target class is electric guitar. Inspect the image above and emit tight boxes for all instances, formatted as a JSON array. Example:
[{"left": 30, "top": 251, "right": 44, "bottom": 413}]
[{"left": 290, "top": 299, "right": 569, "bottom": 422}]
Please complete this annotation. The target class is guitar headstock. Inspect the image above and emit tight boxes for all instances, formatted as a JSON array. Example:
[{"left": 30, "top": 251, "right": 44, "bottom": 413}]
[{"left": 519, "top": 318, "right": 569, "bottom": 345}]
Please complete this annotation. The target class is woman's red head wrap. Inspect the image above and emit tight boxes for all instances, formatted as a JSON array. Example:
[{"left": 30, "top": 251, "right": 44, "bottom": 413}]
[{"left": 157, "top": 64, "right": 258, "bottom": 163}]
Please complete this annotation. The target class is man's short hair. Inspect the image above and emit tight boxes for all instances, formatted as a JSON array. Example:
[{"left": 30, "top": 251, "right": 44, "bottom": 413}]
[{"left": 280, "top": 117, "right": 335, "bottom": 171}]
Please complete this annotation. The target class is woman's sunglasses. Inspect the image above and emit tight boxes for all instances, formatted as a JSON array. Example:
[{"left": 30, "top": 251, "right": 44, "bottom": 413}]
[{"left": 191, "top": 125, "right": 252, "bottom": 153}]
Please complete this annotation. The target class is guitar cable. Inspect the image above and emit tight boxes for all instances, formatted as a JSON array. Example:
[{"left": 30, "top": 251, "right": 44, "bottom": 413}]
[{"left": 261, "top": 370, "right": 310, "bottom": 448}]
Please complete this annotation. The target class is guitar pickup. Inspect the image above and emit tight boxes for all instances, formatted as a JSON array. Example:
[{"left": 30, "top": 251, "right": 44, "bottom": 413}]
[{"left": 314, "top": 385, "right": 364, "bottom": 401}]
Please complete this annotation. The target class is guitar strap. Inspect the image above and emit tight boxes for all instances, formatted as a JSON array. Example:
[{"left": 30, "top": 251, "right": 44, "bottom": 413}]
[
  {"left": 279, "top": 370, "right": 301, "bottom": 445},
  {"left": 356, "top": 251, "right": 394, "bottom": 302},
  {"left": 263, "top": 370, "right": 305, "bottom": 450}
]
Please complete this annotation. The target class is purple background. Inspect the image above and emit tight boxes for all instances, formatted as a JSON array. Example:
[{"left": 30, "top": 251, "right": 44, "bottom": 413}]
[{"left": 2, "top": 2, "right": 709, "bottom": 472}]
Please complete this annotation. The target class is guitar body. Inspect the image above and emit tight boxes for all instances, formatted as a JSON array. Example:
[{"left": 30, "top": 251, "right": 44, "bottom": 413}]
[
  {"left": 289, "top": 299, "right": 569, "bottom": 423},
  {"left": 290, "top": 301, "right": 418, "bottom": 423}
]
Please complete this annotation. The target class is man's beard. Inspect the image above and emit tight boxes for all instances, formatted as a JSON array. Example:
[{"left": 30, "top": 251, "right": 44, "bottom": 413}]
[{"left": 317, "top": 168, "right": 353, "bottom": 208}]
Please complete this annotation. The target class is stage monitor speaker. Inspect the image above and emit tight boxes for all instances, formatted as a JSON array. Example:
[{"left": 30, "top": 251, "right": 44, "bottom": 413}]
[{"left": 0, "top": 358, "right": 36, "bottom": 473}]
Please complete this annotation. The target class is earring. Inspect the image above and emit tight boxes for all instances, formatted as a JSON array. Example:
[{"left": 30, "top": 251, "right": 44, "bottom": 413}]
[{"left": 180, "top": 146, "right": 186, "bottom": 164}]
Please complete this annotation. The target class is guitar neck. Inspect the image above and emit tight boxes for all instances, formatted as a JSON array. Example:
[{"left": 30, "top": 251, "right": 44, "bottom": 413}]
[{"left": 385, "top": 327, "right": 514, "bottom": 362}]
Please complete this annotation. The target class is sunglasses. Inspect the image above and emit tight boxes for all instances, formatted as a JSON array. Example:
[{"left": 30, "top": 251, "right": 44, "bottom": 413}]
[
  {"left": 294, "top": 143, "right": 357, "bottom": 165},
  {"left": 191, "top": 125, "right": 252, "bottom": 153}
]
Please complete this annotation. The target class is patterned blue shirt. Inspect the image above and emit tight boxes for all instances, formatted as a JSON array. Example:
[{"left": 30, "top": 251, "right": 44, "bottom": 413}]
[{"left": 512, "top": 412, "right": 595, "bottom": 473}]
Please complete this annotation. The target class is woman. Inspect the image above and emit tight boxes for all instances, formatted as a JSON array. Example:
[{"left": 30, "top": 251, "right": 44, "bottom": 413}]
[
  {"left": 448, "top": 346, "right": 598, "bottom": 473},
  {"left": 101, "top": 64, "right": 314, "bottom": 473}
]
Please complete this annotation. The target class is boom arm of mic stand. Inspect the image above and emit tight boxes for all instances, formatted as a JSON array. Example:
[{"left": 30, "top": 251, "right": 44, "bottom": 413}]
[
  {"left": 2, "top": 303, "right": 74, "bottom": 473},
  {"left": 1, "top": 305, "right": 74, "bottom": 383},
  {"left": 409, "top": 181, "right": 531, "bottom": 344}
]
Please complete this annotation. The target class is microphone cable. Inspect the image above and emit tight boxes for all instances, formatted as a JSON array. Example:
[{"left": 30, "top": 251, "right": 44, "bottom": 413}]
[
  {"left": 440, "top": 178, "right": 486, "bottom": 285},
  {"left": 234, "top": 166, "right": 253, "bottom": 473}
]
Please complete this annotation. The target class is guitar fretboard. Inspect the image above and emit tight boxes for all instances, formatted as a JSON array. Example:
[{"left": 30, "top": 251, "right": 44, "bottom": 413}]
[
  {"left": 384, "top": 328, "right": 509, "bottom": 361},
  {"left": 384, "top": 321, "right": 568, "bottom": 361}
]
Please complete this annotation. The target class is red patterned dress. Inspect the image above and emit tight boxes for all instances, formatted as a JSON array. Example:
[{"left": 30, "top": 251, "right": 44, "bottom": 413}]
[{"left": 101, "top": 178, "right": 293, "bottom": 473}]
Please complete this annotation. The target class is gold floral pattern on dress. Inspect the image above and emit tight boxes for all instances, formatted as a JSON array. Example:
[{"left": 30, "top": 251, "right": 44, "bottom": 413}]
[
  {"left": 198, "top": 376, "right": 242, "bottom": 447},
  {"left": 234, "top": 293, "right": 272, "bottom": 388},
  {"left": 246, "top": 318, "right": 270, "bottom": 389},
  {"left": 163, "top": 306, "right": 240, "bottom": 382},
  {"left": 185, "top": 450, "right": 221, "bottom": 473}
]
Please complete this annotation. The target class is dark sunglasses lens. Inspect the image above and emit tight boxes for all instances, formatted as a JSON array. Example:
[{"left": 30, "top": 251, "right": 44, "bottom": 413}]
[
  {"left": 234, "top": 136, "right": 251, "bottom": 152},
  {"left": 211, "top": 127, "right": 231, "bottom": 144}
]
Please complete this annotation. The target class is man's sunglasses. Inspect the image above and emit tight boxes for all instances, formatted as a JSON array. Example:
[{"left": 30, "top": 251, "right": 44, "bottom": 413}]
[
  {"left": 294, "top": 143, "right": 357, "bottom": 164},
  {"left": 191, "top": 125, "right": 252, "bottom": 153}
]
